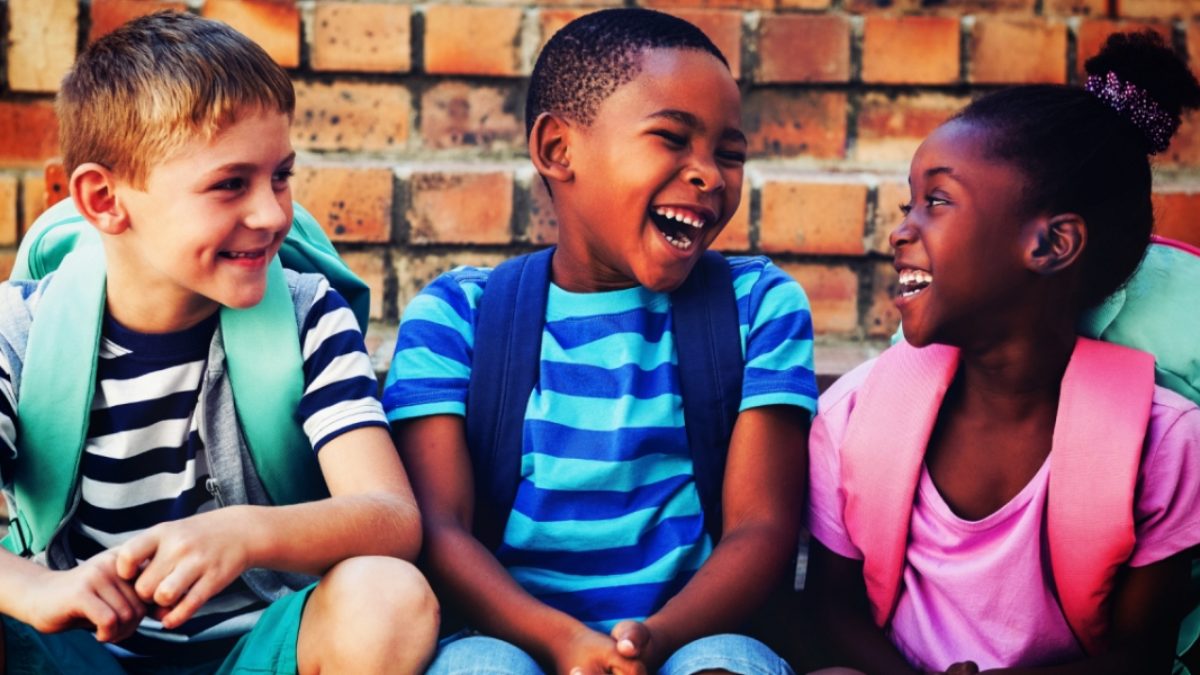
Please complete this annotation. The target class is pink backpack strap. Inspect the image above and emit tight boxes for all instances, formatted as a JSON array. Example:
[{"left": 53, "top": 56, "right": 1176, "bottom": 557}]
[
  {"left": 841, "top": 341, "right": 960, "bottom": 627},
  {"left": 1048, "top": 337, "right": 1154, "bottom": 655}
]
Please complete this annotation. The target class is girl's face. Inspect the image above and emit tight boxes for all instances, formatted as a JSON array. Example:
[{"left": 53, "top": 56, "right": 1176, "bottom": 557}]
[{"left": 889, "top": 119, "right": 1039, "bottom": 348}]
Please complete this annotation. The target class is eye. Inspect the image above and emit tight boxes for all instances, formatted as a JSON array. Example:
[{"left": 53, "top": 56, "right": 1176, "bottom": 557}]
[
  {"left": 652, "top": 130, "right": 687, "bottom": 148},
  {"left": 925, "top": 195, "right": 949, "bottom": 208},
  {"left": 212, "top": 177, "right": 246, "bottom": 192},
  {"left": 899, "top": 202, "right": 913, "bottom": 216},
  {"left": 717, "top": 149, "right": 746, "bottom": 165},
  {"left": 272, "top": 169, "right": 294, "bottom": 186}
]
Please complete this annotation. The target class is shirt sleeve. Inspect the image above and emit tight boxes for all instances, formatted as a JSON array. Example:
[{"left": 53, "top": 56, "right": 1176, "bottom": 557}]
[
  {"left": 1128, "top": 398, "right": 1200, "bottom": 567},
  {"left": 382, "top": 268, "right": 486, "bottom": 423},
  {"left": 805, "top": 395, "right": 865, "bottom": 560},
  {"left": 735, "top": 258, "right": 819, "bottom": 415},
  {"left": 296, "top": 277, "right": 388, "bottom": 452}
]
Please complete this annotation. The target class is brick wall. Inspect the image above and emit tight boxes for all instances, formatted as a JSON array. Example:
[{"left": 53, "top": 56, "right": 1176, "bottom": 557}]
[{"left": 2, "top": 0, "right": 1199, "bottom": 375}]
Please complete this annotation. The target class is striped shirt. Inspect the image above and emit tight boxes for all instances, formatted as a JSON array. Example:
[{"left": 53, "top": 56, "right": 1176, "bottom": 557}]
[
  {"left": 383, "top": 255, "right": 817, "bottom": 630},
  {"left": 0, "top": 276, "right": 386, "bottom": 659}
]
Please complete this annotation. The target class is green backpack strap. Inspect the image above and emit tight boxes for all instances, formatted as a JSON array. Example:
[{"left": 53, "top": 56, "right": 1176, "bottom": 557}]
[
  {"left": 282, "top": 203, "right": 370, "bottom": 334},
  {"left": 220, "top": 258, "right": 328, "bottom": 506},
  {"left": 7, "top": 243, "right": 106, "bottom": 555}
]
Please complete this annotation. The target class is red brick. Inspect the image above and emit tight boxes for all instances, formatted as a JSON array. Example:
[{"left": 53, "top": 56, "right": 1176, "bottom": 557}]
[
  {"left": 641, "top": 0, "right": 773, "bottom": 10},
  {"left": 1162, "top": 110, "right": 1200, "bottom": 168},
  {"left": 1117, "top": 0, "right": 1200, "bottom": 19},
  {"left": 0, "top": 252, "right": 15, "bottom": 281},
  {"left": 866, "top": 262, "right": 901, "bottom": 338},
  {"left": 407, "top": 169, "right": 514, "bottom": 245},
  {"left": 7, "top": 0, "right": 78, "bottom": 92},
  {"left": 419, "top": 82, "right": 525, "bottom": 152},
  {"left": 843, "top": 0, "right": 919, "bottom": 13},
  {"left": 292, "top": 166, "right": 394, "bottom": 243},
  {"left": 22, "top": 174, "right": 49, "bottom": 235},
  {"left": 778, "top": 262, "right": 859, "bottom": 336},
  {"left": 760, "top": 176, "right": 868, "bottom": 255},
  {"left": 1188, "top": 23, "right": 1200, "bottom": 81},
  {"left": 1152, "top": 191, "right": 1200, "bottom": 249},
  {"left": 871, "top": 179, "right": 909, "bottom": 255},
  {"left": 779, "top": 0, "right": 834, "bottom": 9},
  {"left": 1044, "top": 0, "right": 1107, "bottom": 15},
  {"left": 292, "top": 81, "right": 411, "bottom": 152},
  {"left": 423, "top": 6, "right": 524, "bottom": 77},
  {"left": 926, "top": 0, "right": 1036, "bottom": 11},
  {"left": 311, "top": 3, "right": 411, "bottom": 73},
  {"left": 1076, "top": 20, "right": 1172, "bottom": 80},
  {"left": 395, "top": 251, "right": 509, "bottom": 311},
  {"left": 88, "top": 0, "right": 187, "bottom": 44},
  {"left": 757, "top": 15, "right": 851, "bottom": 84},
  {"left": 525, "top": 175, "right": 559, "bottom": 245},
  {"left": 338, "top": 250, "right": 387, "bottom": 320},
  {"left": 862, "top": 16, "right": 959, "bottom": 85},
  {"left": 201, "top": 0, "right": 300, "bottom": 69},
  {"left": 0, "top": 177, "right": 18, "bottom": 247},
  {"left": 666, "top": 10, "right": 743, "bottom": 79},
  {"left": 854, "top": 92, "right": 967, "bottom": 165},
  {"left": 970, "top": 18, "right": 1068, "bottom": 84},
  {"left": 744, "top": 91, "right": 848, "bottom": 160},
  {"left": 712, "top": 178, "right": 751, "bottom": 252},
  {"left": 0, "top": 101, "right": 61, "bottom": 166}
]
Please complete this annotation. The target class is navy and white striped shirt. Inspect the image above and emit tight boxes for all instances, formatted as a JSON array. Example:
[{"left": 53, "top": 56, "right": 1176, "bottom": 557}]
[{"left": 0, "top": 275, "right": 386, "bottom": 659}]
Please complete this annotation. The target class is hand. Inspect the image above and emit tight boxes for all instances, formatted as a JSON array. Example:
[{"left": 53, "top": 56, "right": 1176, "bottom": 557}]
[
  {"left": 115, "top": 508, "right": 252, "bottom": 629},
  {"left": 555, "top": 623, "right": 645, "bottom": 675},
  {"left": 936, "top": 662, "right": 980, "bottom": 675},
  {"left": 610, "top": 620, "right": 665, "bottom": 672},
  {"left": 18, "top": 550, "right": 146, "bottom": 643}
]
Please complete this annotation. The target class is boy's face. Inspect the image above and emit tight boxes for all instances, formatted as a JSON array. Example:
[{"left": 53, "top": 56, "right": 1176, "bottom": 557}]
[
  {"left": 891, "top": 120, "right": 1035, "bottom": 348},
  {"left": 111, "top": 110, "right": 294, "bottom": 325},
  {"left": 553, "top": 48, "right": 745, "bottom": 293}
]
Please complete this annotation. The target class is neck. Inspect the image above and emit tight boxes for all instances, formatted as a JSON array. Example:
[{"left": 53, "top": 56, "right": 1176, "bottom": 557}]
[
  {"left": 104, "top": 268, "right": 219, "bottom": 334},
  {"left": 954, "top": 317, "right": 1077, "bottom": 419},
  {"left": 550, "top": 236, "right": 638, "bottom": 293}
]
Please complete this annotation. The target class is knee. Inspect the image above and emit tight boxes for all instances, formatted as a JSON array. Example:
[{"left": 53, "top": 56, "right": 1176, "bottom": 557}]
[{"left": 315, "top": 556, "right": 440, "bottom": 657}]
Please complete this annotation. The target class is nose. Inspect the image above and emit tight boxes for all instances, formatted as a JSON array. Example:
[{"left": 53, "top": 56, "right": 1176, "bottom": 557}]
[
  {"left": 686, "top": 154, "right": 725, "bottom": 193},
  {"left": 245, "top": 183, "right": 291, "bottom": 234},
  {"left": 889, "top": 215, "right": 916, "bottom": 251}
]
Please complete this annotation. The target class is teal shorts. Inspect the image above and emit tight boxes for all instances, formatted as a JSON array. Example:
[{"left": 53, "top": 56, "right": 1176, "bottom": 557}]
[{"left": 3, "top": 584, "right": 315, "bottom": 675}]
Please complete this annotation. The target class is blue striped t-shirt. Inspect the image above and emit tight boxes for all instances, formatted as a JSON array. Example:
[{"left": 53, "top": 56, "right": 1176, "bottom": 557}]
[{"left": 383, "top": 255, "right": 817, "bottom": 631}]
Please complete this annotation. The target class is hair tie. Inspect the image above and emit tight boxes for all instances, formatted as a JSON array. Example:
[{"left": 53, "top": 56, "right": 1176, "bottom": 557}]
[{"left": 1085, "top": 71, "right": 1177, "bottom": 154}]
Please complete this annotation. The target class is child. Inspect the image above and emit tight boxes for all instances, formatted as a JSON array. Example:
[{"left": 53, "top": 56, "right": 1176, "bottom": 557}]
[
  {"left": 0, "top": 12, "right": 437, "bottom": 673},
  {"left": 805, "top": 32, "right": 1200, "bottom": 674},
  {"left": 384, "top": 8, "right": 816, "bottom": 675}
]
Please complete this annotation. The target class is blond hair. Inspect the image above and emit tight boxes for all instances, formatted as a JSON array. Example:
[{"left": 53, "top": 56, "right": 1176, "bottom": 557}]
[{"left": 57, "top": 10, "right": 294, "bottom": 186}]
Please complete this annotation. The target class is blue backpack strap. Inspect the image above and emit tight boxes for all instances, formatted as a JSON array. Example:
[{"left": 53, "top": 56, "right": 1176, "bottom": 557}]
[
  {"left": 7, "top": 243, "right": 106, "bottom": 555},
  {"left": 466, "top": 247, "right": 555, "bottom": 550},
  {"left": 465, "top": 248, "right": 742, "bottom": 549},
  {"left": 671, "top": 251, "right": 743, "bottom": 542}
]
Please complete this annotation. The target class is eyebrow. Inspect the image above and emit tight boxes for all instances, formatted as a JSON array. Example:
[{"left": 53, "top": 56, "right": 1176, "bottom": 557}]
[
  {"left": 207, "top": 152, "right": 297, "bottom": 176},
  {"left": 647, "top": 109, "right": 747, "bottom": 145},
  {"left": 925, "top": 166, "right": 958, "bottom": 180}
]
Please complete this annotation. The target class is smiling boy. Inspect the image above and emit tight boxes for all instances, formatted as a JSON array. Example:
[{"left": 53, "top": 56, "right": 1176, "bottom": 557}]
[
  {"left": 0, "top": 12, "right": 436, "bottom": 673},
  {"left": 386, "top": 9, "right": 817, "bottom": 675}
]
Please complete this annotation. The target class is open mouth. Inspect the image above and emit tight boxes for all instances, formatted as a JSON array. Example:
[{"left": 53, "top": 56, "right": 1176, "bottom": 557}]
[
  {"left": 898, "top": 268, "right": 932, "bottom": 298},
  {"left": 650, "top": 206, "right": 708, "bottom": 251},
  {"left": 218, "top": 250, "right": 265, "bottom": 260}
]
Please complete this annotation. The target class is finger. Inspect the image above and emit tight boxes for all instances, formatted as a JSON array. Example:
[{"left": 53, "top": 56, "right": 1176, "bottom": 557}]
[
  {"left": 151, "top": 561, "right": 202, "bottom": 610},
  {"left": 132, "top": 550, "right": 177, "bottom": 605},
  {"left": 609, "top": 620, "right": 650, "bottom": 658},
  {"left": 159, "top": 572, "right": 223, "bottom": 630},
  {"left": 79, "top": 593, "right": 120, "bottom": 643},
  {"left": 114, "top": 576, "right": 147, "bottom": 620},
  {"left": 93, "top": 578, "right": 139, "bottom": 628},
  {"left": 115, "top": 533, "right": 158, "bottom": 582}
]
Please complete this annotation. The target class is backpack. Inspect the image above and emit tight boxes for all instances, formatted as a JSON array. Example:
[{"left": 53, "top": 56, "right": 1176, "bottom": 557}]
[
  {"left": 465, "top": 247, "right": 743, "bottom": 550},
  {"left": 3, "top": 197, "right": 369, "bottom": 556}
]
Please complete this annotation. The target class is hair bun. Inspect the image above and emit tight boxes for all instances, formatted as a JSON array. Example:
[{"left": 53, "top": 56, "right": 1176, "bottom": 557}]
[{"left": 1084, "top": 31, "right": 1200, "bottom": 154}]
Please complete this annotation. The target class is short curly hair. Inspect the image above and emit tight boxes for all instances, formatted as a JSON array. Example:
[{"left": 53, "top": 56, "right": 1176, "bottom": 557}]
[{"left": 525, "top": 8, "right": 728, "bottom": 139}]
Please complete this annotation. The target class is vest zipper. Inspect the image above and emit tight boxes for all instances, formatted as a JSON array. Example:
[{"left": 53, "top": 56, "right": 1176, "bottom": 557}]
[{"left": 205, "top": 478, "right": 227, "bottom": 508}]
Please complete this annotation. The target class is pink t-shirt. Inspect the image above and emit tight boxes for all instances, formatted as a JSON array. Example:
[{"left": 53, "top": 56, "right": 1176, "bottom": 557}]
[{"left": 807, "top": 359, "right": 1200, "bottom": 672}]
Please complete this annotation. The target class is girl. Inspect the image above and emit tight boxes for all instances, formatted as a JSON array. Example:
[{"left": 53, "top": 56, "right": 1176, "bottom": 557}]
[{"left": 805, "top": 32, "right": 1200, "bottom": 674}]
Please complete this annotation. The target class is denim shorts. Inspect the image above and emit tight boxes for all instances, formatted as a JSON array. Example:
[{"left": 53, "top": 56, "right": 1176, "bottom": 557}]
[{"left": 425, "top": 631, "right": 795, "bottom": 675}]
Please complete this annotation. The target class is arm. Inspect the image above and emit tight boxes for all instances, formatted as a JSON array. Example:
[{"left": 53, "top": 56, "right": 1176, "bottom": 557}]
[
  {"left": 984, "top": 552, "right": 1189, "bottom": 675},
  {"left": 614, "top": 405, "right": 809, "bottom": 670},
  {"left": 807, "top": 539, "right": 920, "bottom": 675},
  {"left": 397, "top": 414, "right": 640, "bottom": 675},
  {"left": 115, "top": 424, "right": 422, "bottom": 628}
]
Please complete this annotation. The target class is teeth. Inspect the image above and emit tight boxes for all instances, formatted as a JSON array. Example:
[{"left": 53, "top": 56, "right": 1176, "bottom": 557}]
[
  {"left": 654, "top": 206, "right": 705, "bottom": 230},
  {"left": 222, "top": 251, "right": 261, "bottom": 259},
  {"left": 898, "top": 269, "right": 932, "bottom": 297},
  {"left": 662, "top": 229, "right": 693, "bottom": 250}
]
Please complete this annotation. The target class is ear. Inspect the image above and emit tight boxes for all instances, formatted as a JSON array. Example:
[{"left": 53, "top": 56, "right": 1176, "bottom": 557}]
[
  {"left": 1022, "top": 213, "right": 1086, "bottom": 275},
  {"left": 70, "top": 162, "right": 131, "bottom": 235},
  {"left": 528, "top": 112, "right": 574, "bottom": 186}
]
